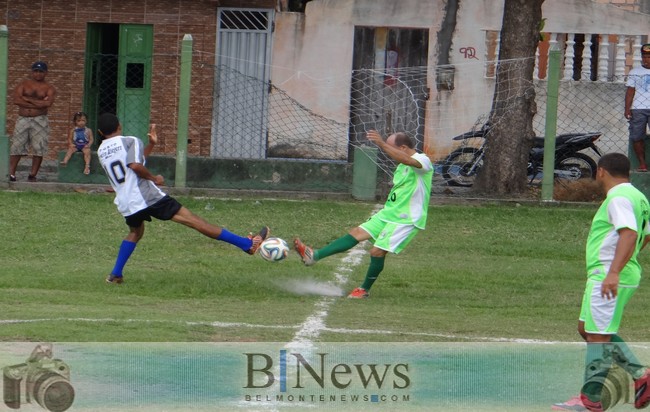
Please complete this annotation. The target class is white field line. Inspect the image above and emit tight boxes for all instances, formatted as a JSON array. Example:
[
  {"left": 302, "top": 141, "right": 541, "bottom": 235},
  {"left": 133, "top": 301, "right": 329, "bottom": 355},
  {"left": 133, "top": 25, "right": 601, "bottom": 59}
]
[
  {"left": 285, "top": 204, "right": 384, "bottom": 350},
  {"left": 285, "top": 245, "right": 367, "bottom": 349},
  {"left": 4, "top": 317, "right": 647, "bottom": 346}
]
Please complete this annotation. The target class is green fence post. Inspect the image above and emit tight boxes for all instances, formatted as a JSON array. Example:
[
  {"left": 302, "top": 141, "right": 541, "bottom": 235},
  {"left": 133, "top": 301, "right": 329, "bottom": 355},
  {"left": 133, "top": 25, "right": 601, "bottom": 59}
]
[
  {"left": 0, "top": 26, "right": 8, "bottom": 184},
  {"left": 541, "top": 48, "right": 561, "bottom": 201},
  {"left": 175, "top": 34, "right": 192, "bottom": 188},
  {"left": 352, "top": 146, "right": 378, "bottom": 200}
]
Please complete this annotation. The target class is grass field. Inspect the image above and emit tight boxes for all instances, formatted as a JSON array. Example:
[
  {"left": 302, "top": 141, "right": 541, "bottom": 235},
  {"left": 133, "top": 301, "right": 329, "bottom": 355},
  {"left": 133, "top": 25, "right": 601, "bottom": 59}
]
[
  {"left": 3, "top": 189, "right": 650, "bottom": 343},
  {"left": 2, "top": 189, "right": 650, "bottom": 410}
]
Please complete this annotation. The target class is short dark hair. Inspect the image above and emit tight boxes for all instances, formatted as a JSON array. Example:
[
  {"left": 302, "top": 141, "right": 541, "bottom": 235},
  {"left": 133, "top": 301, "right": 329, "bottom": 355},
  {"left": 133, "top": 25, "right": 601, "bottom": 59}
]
[
  {"left": 97, "top": 113, "right": 120, "bottom": 136},
  {"left": 393, "top": 132, "right": 415, "bottom": 149},
  {"left": 598, "top": 153, "right": 630, "bottom": 178}
]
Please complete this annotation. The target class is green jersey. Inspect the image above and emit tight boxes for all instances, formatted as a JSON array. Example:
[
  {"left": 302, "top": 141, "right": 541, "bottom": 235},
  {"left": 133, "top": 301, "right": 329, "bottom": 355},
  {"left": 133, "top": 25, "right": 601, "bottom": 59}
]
[
  {"left": 585, "top": 183, "right": 650, "bottom": 286},
  {"left": 375, "top": 152, "right": 433, "bottom": 229}
]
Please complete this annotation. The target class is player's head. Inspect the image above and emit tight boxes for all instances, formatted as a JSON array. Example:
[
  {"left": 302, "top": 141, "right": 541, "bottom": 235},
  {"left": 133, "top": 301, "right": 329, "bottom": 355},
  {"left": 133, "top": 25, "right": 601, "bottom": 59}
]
[
  {"left": 597, "top": 153, "right": 630, "bottom": 179},
  {"left": 387, "top": 132, "right": 415, "bottom": 149},
  {"left": 97, "top": 113, "right": 120, "bottom": 137}
]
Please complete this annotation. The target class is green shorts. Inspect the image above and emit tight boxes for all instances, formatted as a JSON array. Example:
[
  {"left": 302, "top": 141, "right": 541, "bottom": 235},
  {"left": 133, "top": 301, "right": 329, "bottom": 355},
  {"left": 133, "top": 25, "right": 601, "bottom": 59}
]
[
  {"left": 579, "top": 279, "right": 637, "bottom": 335},
  {"left": 359, "top": 215, "right": 420, "bottom": 254}
]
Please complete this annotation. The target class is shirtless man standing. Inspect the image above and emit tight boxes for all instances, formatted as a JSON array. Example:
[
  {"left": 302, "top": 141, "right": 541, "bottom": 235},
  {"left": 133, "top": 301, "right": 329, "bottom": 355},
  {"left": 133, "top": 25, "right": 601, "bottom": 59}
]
[{"left": 9, "top": 61, "right": 56, "bottom": 182}]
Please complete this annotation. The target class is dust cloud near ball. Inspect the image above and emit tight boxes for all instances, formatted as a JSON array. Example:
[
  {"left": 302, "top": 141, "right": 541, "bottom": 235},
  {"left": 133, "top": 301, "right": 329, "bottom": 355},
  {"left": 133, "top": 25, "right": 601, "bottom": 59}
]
[{"left": 274, "top": 278, "right": 344, "bottom": 297}]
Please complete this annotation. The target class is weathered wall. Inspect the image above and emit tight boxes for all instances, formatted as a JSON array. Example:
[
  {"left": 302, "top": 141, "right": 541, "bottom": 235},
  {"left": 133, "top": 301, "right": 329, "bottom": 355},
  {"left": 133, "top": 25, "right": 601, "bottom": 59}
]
[
  {"left": 1, "top": 0, "right": 649, "bottom": 164},
  {"left": 271, "top": 0, "right": 650, "bottom": 158}
]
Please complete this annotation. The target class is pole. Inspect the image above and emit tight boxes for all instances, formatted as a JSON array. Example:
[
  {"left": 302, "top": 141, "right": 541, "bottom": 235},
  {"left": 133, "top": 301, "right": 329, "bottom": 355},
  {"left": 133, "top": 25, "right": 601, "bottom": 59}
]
[
  {"left": 0, "top": 26, "right": 8, "bottom": 184},
  {"left": 175, "top": 34, "right": 193, "bottom": 188},
  {"left": 541, "top": 48, "right": 561, "bottom": 201}
]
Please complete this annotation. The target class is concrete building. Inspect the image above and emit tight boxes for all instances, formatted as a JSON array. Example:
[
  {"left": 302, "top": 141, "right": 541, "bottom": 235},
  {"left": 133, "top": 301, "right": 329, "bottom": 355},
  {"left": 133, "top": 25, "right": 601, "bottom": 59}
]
[{"left": 1, "top": 0, "right": 648, "bottom": 167}]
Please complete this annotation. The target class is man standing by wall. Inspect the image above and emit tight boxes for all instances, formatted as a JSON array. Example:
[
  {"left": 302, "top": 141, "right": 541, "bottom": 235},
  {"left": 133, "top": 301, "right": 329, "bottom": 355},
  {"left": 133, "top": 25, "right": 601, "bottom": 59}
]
[
  {"left": 8, "top": 61, "right": 56, "bottom": 182},
  {"left": 625, "top": 44, "right": 650, "bottom": 172}
]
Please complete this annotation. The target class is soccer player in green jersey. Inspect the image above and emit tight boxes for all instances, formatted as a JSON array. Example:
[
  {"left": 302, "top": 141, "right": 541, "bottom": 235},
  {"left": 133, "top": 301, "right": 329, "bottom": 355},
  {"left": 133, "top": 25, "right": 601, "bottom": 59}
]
[
  {"left": 293, "top": 130, "right": 433, "bottom": 299},
  {"left": 554, "top": 153, "right": 650, "bottom": 412}
]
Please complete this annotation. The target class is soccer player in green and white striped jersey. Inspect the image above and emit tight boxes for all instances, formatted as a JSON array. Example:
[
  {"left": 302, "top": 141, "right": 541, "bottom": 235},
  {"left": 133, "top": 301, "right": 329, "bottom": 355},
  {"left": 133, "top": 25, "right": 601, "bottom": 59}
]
[
  {"left": 555, "top": 153, "right": 650, "bottom": 412},
  {"left": 294, "top": 130, "right": 433, "bottom": 299}
]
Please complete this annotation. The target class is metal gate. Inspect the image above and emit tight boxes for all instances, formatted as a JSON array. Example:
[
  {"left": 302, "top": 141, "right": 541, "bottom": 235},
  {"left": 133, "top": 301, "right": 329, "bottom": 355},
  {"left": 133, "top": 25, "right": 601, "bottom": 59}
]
[{"left": 212, "top": 8, "right": 274, "bottom": 159}]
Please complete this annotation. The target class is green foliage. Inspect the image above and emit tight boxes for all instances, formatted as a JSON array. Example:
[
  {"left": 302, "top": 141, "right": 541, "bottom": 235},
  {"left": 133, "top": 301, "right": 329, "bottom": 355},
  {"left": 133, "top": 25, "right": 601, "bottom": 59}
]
[{"left": 1, "top": 191, "right": 649, "bottom": 343}]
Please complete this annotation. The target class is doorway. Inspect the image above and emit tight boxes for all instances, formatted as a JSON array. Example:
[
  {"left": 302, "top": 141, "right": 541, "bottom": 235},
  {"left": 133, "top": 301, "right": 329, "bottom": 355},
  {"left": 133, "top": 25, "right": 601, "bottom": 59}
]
[
  {"left": 84, "top": 23, "right": 153, "bottom": 144},
  {"left": 212, "top": 8, "right": 274, "bottom": 159}
]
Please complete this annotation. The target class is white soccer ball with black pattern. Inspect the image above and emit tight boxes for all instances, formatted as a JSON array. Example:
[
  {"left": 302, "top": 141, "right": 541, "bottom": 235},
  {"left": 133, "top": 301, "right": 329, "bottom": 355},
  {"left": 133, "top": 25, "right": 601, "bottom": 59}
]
[{"left": 258, "top": 237, "right": 290, "bottom": 262}]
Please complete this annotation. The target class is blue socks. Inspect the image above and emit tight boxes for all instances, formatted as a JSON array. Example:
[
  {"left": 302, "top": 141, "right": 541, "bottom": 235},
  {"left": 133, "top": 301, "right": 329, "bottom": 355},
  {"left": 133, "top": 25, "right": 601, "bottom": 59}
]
[
  {"left": 111, "top": 240, "right": 137, "bottom": 277},
  {"left": 111, "top": 230, "right": 251, "bottom": 277},
  {"left": 217, "top": 229, "right": 252, "bottom": 252}
]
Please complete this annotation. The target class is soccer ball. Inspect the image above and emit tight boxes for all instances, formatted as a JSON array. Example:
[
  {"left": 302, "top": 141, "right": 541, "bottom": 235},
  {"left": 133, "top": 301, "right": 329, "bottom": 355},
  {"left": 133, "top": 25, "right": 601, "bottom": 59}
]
[{"left": 258, "top": 237, "right": 290, "bottom": 262}]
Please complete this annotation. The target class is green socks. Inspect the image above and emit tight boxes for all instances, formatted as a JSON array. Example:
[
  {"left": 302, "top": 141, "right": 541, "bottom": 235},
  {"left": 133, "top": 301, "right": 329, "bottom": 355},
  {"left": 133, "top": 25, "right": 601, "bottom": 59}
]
[
  {"left": 312, "top": 234, "right": 385, "bottom": 292},
  {"left": 360, "top": 256, "right": 385, "bottom": 291},
  {"left": 582, "top": 336, "right": 646, "bottom": 404},
  {"left": 611, "top": 335, "right": 645, "bottom": 379},
  {"left": 314, "top": 234, "right": 359, "bottom": 261}
]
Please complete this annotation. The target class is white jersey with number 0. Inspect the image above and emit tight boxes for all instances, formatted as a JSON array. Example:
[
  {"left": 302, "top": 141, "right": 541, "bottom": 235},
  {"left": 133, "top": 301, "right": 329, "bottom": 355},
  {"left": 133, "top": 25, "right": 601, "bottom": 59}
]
[{"left": 98, "top": 135, "right": 166, "bottom": 216}]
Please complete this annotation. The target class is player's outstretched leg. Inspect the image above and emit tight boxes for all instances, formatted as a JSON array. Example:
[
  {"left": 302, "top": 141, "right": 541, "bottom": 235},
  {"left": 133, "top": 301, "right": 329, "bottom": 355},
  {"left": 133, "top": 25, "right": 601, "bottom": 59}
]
[
  {"left": 293, "top": 238, "right": 315, "bottom": 266},
  {"left": 171, "top": 206, "right": 269, "bottom": 254},
  {"left": 247, "top": 226, "right": 270, "bottom": 255}
]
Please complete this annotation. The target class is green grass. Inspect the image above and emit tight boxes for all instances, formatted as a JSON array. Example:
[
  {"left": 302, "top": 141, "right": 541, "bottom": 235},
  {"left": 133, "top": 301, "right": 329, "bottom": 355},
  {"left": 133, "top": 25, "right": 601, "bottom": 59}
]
[{"left": 1, "top": 190, "right": 649, "bottom": 343}]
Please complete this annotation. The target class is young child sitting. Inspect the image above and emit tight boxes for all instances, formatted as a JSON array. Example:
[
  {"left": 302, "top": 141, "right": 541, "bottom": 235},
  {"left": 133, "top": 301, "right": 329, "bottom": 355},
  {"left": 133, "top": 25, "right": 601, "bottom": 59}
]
[{"left": 60, "top": 111, "right": 94, "bottom": 175}]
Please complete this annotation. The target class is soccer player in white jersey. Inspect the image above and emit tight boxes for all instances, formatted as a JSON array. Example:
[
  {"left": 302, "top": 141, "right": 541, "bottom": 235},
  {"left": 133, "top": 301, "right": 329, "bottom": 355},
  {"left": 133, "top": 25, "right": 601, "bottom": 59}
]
[
  {"left": 554, "top": 153, "right": 650, "bottom": 412},
  {"left": 96, "top": 113, "right": 269, "bottom": 284},
  {"left": 294, "top": 130, "right": 433, "bottom": 299}
]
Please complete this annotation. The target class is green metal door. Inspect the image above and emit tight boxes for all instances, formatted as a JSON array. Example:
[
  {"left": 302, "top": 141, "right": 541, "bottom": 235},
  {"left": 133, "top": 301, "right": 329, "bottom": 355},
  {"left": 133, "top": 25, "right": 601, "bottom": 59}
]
[{"left": 117, "top": 24, "right": 153, "bottom": 142}]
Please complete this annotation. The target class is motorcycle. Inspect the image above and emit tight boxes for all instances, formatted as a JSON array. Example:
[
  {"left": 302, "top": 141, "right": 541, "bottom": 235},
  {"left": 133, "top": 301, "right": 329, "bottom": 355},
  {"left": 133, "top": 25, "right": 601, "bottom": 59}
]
[{"left": 441, "top": 123, "right": 603, "bottom": 187}]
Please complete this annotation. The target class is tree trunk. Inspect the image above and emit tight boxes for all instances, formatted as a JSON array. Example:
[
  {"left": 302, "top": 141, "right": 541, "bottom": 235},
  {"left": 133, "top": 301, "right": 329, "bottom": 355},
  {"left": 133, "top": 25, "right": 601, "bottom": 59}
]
[{"left": 473, "top": 0, "right": 544, "bottom": 196}]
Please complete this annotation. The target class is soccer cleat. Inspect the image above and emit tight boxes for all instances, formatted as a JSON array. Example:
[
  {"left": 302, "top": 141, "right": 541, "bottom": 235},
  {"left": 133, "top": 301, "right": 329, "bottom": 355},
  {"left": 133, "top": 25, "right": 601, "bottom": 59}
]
[
  {"left": 293, "top": 238, "right": 315, "bottom": 266},
  {"left": 579, "top": 393, "right": 603, "bottom": 412},
  {"left": 247, "top": 226, "right": 270, "bottom": 255},
  {"left": 105, "top": 274, "right": 124, "bottom": 284},
  {"left": 635, "top": 369, "right": 650, "bottom": 409},
  {"left": 9, "top": 175, "right": 16, "bottom": 182},
  {"left": 552, "top": 396, "right": 588, "bottom": 411},
  {"left": 347, "top": 287, "right": 369, "bottom": 299},
  {"left": 27, "top": 174, "right": 37, "bottom": 182}
]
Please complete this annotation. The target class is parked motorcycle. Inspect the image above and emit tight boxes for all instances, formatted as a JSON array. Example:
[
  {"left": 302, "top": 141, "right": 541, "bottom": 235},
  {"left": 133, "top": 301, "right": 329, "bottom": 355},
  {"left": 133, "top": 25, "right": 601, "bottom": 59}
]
[{"left": 441, "top": 123, "right": 603, "bottom": 187}]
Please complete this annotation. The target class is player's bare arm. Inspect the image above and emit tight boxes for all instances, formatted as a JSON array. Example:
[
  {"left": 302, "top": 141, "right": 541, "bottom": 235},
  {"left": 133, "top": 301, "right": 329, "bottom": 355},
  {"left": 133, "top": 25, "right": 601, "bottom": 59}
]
[
  {"left": 601, "top": 228, "right": 637, "bottom": 299},
  {"left": 129, "top": 162, "right": 164, "bottom": 186}
]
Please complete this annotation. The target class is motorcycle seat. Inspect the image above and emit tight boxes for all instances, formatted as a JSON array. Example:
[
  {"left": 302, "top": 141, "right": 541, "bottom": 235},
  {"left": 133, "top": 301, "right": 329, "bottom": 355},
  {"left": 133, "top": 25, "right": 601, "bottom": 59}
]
[{"left": 532, "top": 133, "right": 600, "bottom": 148}]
